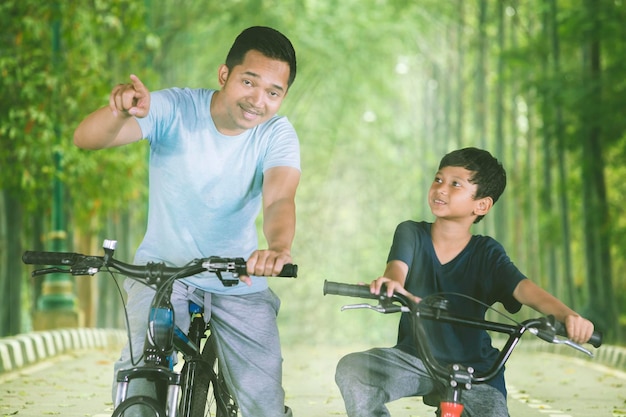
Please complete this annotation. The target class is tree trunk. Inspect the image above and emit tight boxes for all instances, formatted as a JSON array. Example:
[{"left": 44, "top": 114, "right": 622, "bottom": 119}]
[
  {"left": 539, "top": 4, "right": 558, "bottom": 295},
  {"left": 494, "top": 0, "right": 507, "bottom": 245},
  {"left": 549, "top": 0, "right": 576, "bottom": 307},
  {"left": 580, "top": 0, "right": 617, "bottom": 338},
  {"left": 455, "top": 0, "right": 465, "bottom": 148},
  {"left": 1, "top": 190, "right": 23, "bottom": 336}
]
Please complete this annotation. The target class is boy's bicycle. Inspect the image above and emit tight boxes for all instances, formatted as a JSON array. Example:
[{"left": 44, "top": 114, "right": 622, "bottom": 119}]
[
  {"left": 23, "top": 239, "right": 297, "bottom": 417},
  {"left": 323, "top": 280, "right": 602, "bottom": 417}
]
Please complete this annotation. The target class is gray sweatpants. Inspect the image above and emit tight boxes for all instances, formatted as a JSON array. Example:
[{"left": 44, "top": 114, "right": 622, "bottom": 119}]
[
  {"left": 335, "top": 347, "right": 509, "bottom": 417},
  {"left": 113, "top": 279, "right": 292, "bottom": 417}
]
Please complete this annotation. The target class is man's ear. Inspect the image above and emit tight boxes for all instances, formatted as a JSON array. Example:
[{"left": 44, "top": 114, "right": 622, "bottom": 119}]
[
  {"left": 474, "top": 196, "right": 494, "bottom": 216},
  {"left": 217, "top": 64, "right": 229, "bottom": 87}
]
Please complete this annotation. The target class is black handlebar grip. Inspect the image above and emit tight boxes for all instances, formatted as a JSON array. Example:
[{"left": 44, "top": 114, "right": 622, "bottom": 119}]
[
  {"left": 22, "top": 251, "right": 82, "bottom": 266},
  {"left": 278, "top": 264, "right": 298, "bottom": 278},
  {"left": 323, "top": 280, "right": 378, "bottom": 300},
  {"left": 588, "top": 331, "right": 603, "bottom": 348},
  {"left": 554, "top": 320, "right": 603, "bottom": 348}
]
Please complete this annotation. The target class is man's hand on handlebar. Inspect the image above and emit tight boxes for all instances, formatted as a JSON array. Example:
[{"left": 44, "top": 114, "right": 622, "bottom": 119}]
[
  {"left": 244, "top": 249, "right": 292, "bottom": 286},
  {"left": 564, "top": 314, "right": 595, "bottom": 345},
  {"left": 369, "top": 277, "right": 421, "bottom": 303}
]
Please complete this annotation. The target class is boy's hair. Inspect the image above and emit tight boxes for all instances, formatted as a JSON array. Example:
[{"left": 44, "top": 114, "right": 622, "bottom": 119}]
[
  {"left": 439, "top": 147, "right": 506, "bottom": 223},
  {"left": 226, "top": 26, "right": 297, "bottom": 88}
]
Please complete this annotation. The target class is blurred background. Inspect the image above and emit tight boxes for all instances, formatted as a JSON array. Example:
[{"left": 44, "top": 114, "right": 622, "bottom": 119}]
[{"left": 1, "top": 0, "right": 624, "bottom": 347}]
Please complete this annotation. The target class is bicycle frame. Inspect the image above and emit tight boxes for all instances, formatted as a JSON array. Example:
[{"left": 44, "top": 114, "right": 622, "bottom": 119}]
[
  {"left": 323, "top": 280, "right": 601, "bottom": 417},
  {"left": 111, "top": 295, "right": 203, "bottom": 416}
]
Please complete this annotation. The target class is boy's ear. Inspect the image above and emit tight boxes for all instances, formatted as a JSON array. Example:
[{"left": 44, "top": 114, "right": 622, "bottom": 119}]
[{"left": 474, "top": 196, "right": 494, "bottom": 216}]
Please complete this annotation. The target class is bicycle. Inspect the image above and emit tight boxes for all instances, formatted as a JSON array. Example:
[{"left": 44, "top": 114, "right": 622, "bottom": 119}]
[
  {"left": 23, "top": 239, "right": 297, "bottom": 417},
  {"left": 323, "top": 280, "right": 602, "bottom": 417}
]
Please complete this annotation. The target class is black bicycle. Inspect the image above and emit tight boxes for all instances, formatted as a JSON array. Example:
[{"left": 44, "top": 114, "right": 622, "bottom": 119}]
[
  {"left": 323, "top": 280, "right": 602, "bottom": 416},
  {"left": 23, "top": 239, "right": 297, "bottom": 417}
]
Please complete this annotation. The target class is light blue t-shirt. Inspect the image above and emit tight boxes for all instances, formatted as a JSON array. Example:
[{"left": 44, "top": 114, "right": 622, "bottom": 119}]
[{"left": 134, "top": 88, "right": 300, "bottom": 294}]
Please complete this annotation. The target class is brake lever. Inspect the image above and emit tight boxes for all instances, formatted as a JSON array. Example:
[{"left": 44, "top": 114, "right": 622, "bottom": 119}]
[
  {"left": 32, "top": 267, "right": 70, "bottom": 277},
  {"left": 555, "top": 337, "right": 594, "bottom": 357},
  {"left": 529, "top": 327, "right": 594, "bottom": 357},
  {"left": 202, "top": 258, "right": 244, "bottom": 287},
  {"left": 213, "top": 270, "right": 240, "bottom": 287},
  {"left": 341, "top": 303, "right": 410, "bottom": 314}
]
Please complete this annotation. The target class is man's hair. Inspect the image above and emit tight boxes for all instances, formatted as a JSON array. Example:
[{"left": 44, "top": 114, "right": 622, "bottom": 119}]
[
  {"left": 225, "top": 26, "right": 297, "bottom": 88},
  {"left": 438, "top": 147, "right": 506, "bottom": 223}
]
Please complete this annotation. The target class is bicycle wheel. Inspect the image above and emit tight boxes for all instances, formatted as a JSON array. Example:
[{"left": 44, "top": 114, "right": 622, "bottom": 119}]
[
  {"left": 111, "top": 395, "right": 167, "bottom": 417},
  {"left": 182, "top": 334, "right": 238, "bottom": 417}
]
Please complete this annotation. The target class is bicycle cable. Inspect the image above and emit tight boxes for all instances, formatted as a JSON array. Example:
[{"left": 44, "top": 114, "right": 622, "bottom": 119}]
[
  {"left": 421, "top": 291, "right": 524, "bottom": 327},
  {"left": 142, "top": 259, "right": 206, "bottom": 367},
  {"left": 101, "top": 266, "right": 146, "bottom": 366},
  {"left": 100, "top": 263, "right": 190, "bottom": 367}
]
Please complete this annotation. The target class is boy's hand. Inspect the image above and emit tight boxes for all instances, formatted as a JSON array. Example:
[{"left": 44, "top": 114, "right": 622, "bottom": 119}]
[
  {"left": 564, "top": 315, "right": 595, "bottom": 345},
  {"left": 369, "top": 277, "right": 421, "bottom": 303}
]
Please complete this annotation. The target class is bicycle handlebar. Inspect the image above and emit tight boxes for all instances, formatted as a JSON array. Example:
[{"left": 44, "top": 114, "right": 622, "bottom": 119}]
[
  {"left": 324, "top": 279, "right": 603, "bottom": 388},
  {"left": 23, "top": 241, "right": 298, "bottom": 287},
  {"left": 323, "top": 280, "right": 601, "bottom": 347},
  {"left": 22, "top": 250, "right": 85, "bottom": 266},
  {"left": 323, "top": 280, "right": 380, "bottom": 300}
]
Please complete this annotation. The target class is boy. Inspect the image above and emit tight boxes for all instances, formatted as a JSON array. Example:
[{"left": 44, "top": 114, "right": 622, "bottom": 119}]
[{"left": 334, "top": 147, "right": 594, "bottom": 416}]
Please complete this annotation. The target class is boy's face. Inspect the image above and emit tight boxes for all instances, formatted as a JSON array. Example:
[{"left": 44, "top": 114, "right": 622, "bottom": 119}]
[
  {"left": 428, "top": 166, "right": 490, "bottom": 220},
  {"left": 214, "top": 50, "right": 290, "bottom": 135}
]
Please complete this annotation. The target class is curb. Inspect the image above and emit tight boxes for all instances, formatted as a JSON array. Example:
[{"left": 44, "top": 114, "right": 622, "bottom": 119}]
[
  {"left": 0, "top": 328, "right": 125, "bottom": 374},
  {"left": 1, "top": 329, "right": 624, "bottom": 375}
]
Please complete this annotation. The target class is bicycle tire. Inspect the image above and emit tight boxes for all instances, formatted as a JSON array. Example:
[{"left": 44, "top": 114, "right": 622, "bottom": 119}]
[
  {"left": 182, "top": 334, "right": 238, "bottom": 417},
  {"left": 111, "top": 395, "right": 167, "bottom": 417}
]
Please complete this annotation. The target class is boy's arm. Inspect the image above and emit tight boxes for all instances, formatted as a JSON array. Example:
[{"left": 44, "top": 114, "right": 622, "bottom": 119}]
[
  {"left": 513, "top": 279, "right": 594, "bottom": 344},
  {"left": 370, "top": 260, "right": 420, "bottom": 302}
]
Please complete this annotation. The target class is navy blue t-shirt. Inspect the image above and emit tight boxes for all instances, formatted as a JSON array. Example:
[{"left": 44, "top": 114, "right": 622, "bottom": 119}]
[{"left": 388, "top": 221, "right": 526, "bottom": 397}]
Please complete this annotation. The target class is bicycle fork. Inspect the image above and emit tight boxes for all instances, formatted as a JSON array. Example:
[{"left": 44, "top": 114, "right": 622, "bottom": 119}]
[
  {"left": 114, "top": 366, "right": 182, "bottom": 416},
  {"left": 114, "top": 294, "right": 182, "bottom": 416}
]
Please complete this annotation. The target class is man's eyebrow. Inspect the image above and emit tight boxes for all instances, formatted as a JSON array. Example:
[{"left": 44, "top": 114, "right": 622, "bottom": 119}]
[{"left": 242, "top": 70, "right": 285, "bottom": 92}]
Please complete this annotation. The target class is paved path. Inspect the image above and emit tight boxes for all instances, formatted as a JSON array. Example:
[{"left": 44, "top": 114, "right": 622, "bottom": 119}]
[{"left": 1, "top": 344, "right": 625, "bottom": 416}]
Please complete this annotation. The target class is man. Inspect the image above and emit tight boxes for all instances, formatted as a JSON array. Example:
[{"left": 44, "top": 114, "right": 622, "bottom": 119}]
[{"left": 74, "top": 26, "right": 300, "bottom": 417}]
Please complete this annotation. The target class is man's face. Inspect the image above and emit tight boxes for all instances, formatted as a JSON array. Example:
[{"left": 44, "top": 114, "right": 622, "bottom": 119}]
[{"left": 214, "top": 50, "right": 290, "bottom": 135}]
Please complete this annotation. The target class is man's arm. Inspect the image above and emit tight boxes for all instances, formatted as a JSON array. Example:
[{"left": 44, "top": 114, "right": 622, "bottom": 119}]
[
  {"left": 245, "top": 166, "right": 301, "bottom": 279},
  {"left": 513, "top": 279, "right": 594, "bottom": 344},
  {"left": 74, "top": 74, "right": 149, "bottom": 150}
]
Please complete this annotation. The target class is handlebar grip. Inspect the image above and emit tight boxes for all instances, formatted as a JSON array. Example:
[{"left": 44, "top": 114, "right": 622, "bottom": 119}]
[
  {"left": 588, "top": 331, "right": 603, "bottom": 348},
  {"left": 22, "top": 251, "right": 82, "bottom": 266},
  {"left": 323, "top": 280, "right": 378, "bottom": 300},
  {"left": 278, "top": 264, "right": 298, "bottom": 278},
  {"left": 554, "top": 321, "right": 603, "bottom": 348}
]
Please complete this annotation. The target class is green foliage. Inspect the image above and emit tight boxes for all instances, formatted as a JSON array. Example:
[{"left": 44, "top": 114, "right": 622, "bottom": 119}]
[
  {"left": 0, "top": 0, "right": 152, "bottom": 220},
  {"left": 2, "top": 0, "right": 625, "bottom": 343}
]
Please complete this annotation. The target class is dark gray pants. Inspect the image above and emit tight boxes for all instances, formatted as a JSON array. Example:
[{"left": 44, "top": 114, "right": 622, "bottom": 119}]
[{"left": 335, "top": 347, "right": 509, "bottom": 417}]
